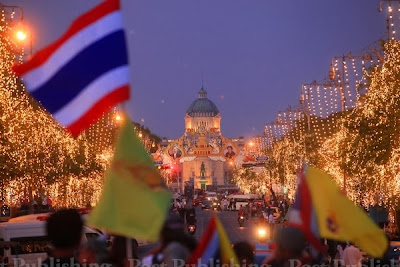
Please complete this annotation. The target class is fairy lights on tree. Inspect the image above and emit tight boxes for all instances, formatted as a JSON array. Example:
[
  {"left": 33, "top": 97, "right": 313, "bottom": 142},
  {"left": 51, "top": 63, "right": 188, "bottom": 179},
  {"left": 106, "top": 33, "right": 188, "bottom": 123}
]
[
  {"left": 254, "top": 39, "right": 400, "bottom": 213},
  {"left": 0, "top": 9, "right": 161, "bottom": 209},
  {"left": 0, "top": 9, "right": 107, "bottom": 207}
]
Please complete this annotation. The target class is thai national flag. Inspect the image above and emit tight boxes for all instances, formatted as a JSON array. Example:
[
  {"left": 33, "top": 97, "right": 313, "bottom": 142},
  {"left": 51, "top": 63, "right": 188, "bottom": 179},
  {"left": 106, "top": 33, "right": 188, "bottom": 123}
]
[
  {"left": 13, "top": 0, "right": 130, "bottom": 137},
  {"left": 187, "top": 215, "right": 238, "bottom": 266}
]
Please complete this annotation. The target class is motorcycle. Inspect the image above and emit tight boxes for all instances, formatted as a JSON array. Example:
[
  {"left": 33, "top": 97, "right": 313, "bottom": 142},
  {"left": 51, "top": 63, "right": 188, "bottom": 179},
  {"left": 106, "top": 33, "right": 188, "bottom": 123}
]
[
  {"left": 187, "top": 224, "right": 196, "bottom": 235},
  {"left": 212, "top": 201, "right": 221, "bottom": 211},
  {"left": 238, "top": 215, "right": 245, "bottom": 227}
]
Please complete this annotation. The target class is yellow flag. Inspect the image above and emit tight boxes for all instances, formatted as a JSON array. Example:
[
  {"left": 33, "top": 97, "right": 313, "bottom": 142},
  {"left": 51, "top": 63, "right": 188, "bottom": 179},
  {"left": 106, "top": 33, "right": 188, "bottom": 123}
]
[
  {"left": 87, "top": 121, "right": 171, "bottom": 241},
  {"left": 305, "top": 166, "right": 388, "bottom": 258},
  {"left": 215, "top": 215, "right": 239, "bottom": 265}
]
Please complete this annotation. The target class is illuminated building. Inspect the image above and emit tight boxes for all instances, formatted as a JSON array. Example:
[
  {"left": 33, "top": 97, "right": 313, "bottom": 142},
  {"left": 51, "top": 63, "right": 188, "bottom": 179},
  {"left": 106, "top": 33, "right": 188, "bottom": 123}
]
[{"left": 152, "top": 87, "right": 244, "bottom": 193}]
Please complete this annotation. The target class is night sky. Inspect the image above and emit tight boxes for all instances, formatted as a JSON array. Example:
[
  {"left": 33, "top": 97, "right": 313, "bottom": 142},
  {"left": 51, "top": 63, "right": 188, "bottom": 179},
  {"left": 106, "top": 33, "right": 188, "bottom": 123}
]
[{"left": 4, "top": 0, "right": 386, "bottom": 139}]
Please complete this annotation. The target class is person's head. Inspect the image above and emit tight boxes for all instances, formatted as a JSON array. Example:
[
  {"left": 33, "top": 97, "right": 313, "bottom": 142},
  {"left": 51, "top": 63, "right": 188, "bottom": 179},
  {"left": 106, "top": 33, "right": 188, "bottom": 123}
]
[
  {"left": 160, "top": 214, "right": 197, "bottom": 251},
  {"left": 109, "top": 236, "right": 138, "bottom": 267},
  {"left": 172, "top": 146, "right": 178, "bottom": 154},
  {"left": 273, "top": 227, "right": 305, "bottom": 261},
  {"left": 233, "top": 242, "right": 254, "bottom": 266},
  {"left": 46, "top": 209, "right": 83, "bottom": 250},
  {"left": 227, "top": 146, "right": 233, "bottom": 152}
]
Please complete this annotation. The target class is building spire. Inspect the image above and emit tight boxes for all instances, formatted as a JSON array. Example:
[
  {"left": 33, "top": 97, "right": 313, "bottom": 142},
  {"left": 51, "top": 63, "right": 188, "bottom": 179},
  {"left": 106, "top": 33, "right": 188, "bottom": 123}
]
[{"left": 198, "top": 72, "right": 207, "bottom": 98}]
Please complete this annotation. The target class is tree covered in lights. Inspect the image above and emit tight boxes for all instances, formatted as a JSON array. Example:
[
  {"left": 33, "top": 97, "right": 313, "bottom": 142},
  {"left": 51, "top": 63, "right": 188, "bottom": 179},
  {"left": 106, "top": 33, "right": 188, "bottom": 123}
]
[
  {"left": 264, "top": 137, "right": 305, "bottom": 200},
  {"left": 231, "top": 166, "right": 269, "bottom": 194},
  {"left": 341, "top": 40, "right": 400, "bottom": 207},
  {"left": 0, "top": 12, "right": 105, "bottom": 207}
]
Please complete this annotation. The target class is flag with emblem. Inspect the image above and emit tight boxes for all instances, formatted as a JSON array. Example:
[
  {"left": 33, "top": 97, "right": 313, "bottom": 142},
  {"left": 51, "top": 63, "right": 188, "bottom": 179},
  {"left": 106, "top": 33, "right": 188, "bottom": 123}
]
[
  {"left": 289, "top": 166, "right": 388, "bottom": 258},
  {"left": 87, "top": 120, "right": 171, "bottom": 241},
  {"left": 287, "top": 169, "right": 325, "bottom": 253}
]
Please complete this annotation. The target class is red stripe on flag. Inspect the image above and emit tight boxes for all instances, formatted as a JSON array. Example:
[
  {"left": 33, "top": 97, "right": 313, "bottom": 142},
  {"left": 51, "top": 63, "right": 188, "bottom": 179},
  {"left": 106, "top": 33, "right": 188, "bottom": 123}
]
[
  {"left": 13, "top": 0, "right": 120, "bottom": 76},
  {"left": 186, "top": 216, "right": 217, "bottom": 265},
  {"left": 298, "top": 170, "right": 325, "bottom": 251},
  {"left": 67, "top": 85, "right": 129, "bottom": 137},
  {"left": 299, "top": 171, "right": 311, "bottom": 229}
]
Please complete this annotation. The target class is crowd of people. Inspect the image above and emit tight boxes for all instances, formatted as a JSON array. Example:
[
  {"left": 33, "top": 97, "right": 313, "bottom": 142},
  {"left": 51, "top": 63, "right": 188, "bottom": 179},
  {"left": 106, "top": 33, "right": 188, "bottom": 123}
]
[
  {"left": 17, "top": 195, "right": 53, "bottom": 215},
  {"left": 40, "top": 209, "right": 199, "bottom": 266},
  {"left": 36, "top": 206, "right": 395, "bottom": 267}
]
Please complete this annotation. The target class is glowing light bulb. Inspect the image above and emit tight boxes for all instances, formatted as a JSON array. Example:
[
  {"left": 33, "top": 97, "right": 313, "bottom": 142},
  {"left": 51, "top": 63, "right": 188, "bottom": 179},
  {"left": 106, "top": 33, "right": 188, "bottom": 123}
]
[{"left": 16, "top": 30, "right": 27, "bottom": 41}]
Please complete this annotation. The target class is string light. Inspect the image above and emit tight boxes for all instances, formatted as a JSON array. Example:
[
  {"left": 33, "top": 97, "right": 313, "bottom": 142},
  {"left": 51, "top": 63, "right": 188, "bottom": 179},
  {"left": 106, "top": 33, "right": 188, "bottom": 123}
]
[
  {"left": 0, "top": 10, "right": 162, "bottom": 208},
  {"left": 262, "top": 33, "right": 400, "bottom": 211}
]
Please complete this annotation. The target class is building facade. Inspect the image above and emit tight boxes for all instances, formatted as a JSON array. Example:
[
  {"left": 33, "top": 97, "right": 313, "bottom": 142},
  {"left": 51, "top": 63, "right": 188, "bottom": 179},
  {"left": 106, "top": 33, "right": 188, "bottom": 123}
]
[{"left": 152, "top": 87, "right": 244, "bottom": 193}]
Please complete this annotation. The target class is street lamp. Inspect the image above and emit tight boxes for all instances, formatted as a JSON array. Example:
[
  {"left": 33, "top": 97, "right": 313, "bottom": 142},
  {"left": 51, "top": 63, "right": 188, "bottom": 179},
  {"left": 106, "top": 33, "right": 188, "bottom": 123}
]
[
  {"left": 14, "top": 24, "right": 33, "bottom": 56},
  {"left": 0, "top": 4, "right": 32, "bottom": 55},
  {"left": 16, "top": 30, "right": 27, "bottom": 41}
]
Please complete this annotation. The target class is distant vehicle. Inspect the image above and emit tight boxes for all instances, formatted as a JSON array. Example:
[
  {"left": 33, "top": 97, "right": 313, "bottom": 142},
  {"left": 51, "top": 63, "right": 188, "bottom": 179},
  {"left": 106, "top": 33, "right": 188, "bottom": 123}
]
[
  {"left": 206, "top": 192, "right": 218, "bottom": 201},
  {"left": 193, "top": 196, "right": 205, "bottom": 206},
  {"left": 238, "top": 215, "right": 245, "bottom": 227},
  {"left": 212, "top": 200, "right": 222, "bottom": 211},
  {"left": 187, "top": 224, "right": 196, "bottom": 236},
  {"left": 202, "top": 200, "right": 213, "bottom": 210},
  {"left": 226, "top": 194, "right": 260, "bottom": 210},
  {"left": 256, "top": 224, "right": 268, "bottom": 243}
]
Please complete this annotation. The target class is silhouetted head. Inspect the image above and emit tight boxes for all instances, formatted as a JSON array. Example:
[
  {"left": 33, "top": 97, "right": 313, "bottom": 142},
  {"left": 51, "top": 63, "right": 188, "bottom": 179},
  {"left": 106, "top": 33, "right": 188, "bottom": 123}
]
[
  {"left": 46, "top": 209, "right": 83, "bottom": 249},
  {"left": 233, "top": 241, "right": 254, "bottom": 266}
]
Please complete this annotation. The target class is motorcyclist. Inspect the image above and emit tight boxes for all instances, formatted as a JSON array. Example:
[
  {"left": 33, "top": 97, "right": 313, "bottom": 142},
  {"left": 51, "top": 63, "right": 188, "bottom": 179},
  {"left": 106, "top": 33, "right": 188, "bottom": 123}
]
[
  {"left": 238, "top": 205, "right": 245, "bottom": 222},
  {"left": 186, "top": 206, "right": 196, "bottom": 225},
  {"left": 256, "top": 214, "right": 269, "bottom": 243}
]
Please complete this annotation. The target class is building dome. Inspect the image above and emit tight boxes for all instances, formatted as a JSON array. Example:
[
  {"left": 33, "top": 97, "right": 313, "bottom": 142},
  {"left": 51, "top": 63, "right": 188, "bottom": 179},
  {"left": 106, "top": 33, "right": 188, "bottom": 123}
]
[{"left": 186, "top": 88, "right": 219, "bottom": 117}]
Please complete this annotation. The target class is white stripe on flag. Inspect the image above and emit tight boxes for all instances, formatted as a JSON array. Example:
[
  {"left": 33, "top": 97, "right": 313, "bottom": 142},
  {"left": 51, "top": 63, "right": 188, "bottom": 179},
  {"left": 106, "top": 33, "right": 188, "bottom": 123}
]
[
  {"left": 23, "top": 11, "right": 123, "bottom": 92},
  {"left": 199, "top": 231, "right": 219, "bottom": 265},
  {"left": 54, "top": 65, "right": 129, "bottom": 126}
]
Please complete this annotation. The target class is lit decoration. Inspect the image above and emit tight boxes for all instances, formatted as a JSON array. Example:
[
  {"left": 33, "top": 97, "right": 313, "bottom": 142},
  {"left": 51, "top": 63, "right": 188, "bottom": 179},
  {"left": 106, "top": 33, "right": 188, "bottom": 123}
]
[
  {"left": 231, "top": 166, "right": 269, "bottom": 195},
  {"left": 256, "top": 7, "right": 398, "bottom": 210},
  {"left": 341, "top": 40, "right": 400, "bottom": 208},
  {"left": 15, "top": 30, "right": 26, "bottom": 41},
  {"left": 259, "top": 40, "right": 400, "bottom": 212},
  {"left": 0, "top": 9, "right": 161, "bottom": 209}
]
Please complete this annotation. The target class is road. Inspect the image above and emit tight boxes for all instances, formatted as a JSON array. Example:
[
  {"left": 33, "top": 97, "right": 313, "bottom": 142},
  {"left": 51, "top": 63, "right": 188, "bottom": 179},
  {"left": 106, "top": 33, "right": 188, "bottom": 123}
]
[
  {"left": 138, "top": 207, "right": 273, "bottom": 258},
  {"left": 193, "top": 208, "right": 260, "bottom": 243}
]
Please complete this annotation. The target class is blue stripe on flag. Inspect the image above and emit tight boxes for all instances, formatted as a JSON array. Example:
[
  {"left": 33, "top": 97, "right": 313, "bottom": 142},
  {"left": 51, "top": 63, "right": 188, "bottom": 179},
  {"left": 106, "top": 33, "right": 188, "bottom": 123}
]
[
  {"left": 31, "top": 30, "right": 128, "bottom": 113},
  {"left": 200, "top": 231, "right": 219, "bottom": 265}
]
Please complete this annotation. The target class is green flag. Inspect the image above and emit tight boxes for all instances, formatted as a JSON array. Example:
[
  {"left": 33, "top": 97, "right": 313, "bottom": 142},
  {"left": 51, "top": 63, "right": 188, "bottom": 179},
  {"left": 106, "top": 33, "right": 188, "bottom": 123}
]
[{"left": 87, "top": 121, "right": 171, "bottom": 241}]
